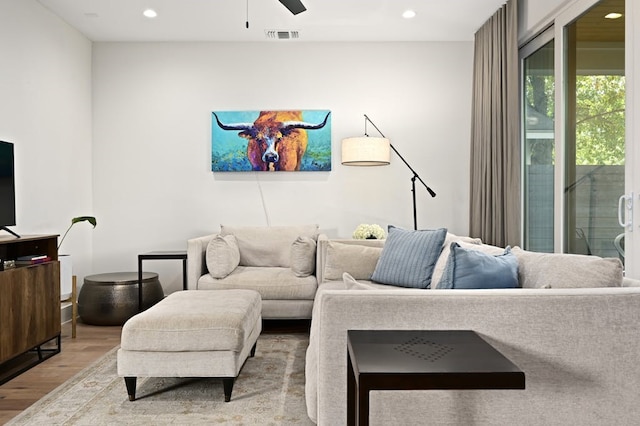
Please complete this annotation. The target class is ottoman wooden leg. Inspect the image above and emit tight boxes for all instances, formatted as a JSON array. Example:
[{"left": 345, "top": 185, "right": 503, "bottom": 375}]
[
  {"left": 250, "top": 341, "right": 257, "bottom": 357},
  {"left": 124, "top": 377, "right": 137, "bottom": 401},
  {"left": 222, "top": 378, "right": 235, "bottom": 402}
]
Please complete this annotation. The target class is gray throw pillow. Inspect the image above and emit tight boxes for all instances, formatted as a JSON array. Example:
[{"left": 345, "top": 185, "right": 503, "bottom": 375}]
[
  {"left": 438, "top": 242, "right": 519, "bottom": 289},
  {"left": 290, "top": 236, "right": 316, "bottom": 277},
  {"left": 206, "top": 234, "right": 240, "bottom": 279},
  {"left": 371, "top": 226, "right": 447, "bottom": 289},
  {"left": 324, "top": 242, "right": 383, "bottom": 281},
  {"left": 220, "top": 224, "right": 318, "bottom": 268},
  {"left": 511, "top": 246, "right": 623, "bottom": 288}
]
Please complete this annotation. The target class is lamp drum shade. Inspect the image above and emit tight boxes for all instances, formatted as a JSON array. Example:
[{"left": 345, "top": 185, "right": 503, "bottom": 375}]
[{"left": 341, "top": 137, "right": 390, "bottom": 166}]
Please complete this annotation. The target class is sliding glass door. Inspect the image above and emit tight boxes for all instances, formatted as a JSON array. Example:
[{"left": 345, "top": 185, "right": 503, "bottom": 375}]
[
  {"left": 521, "top": 31, "right": 555, "bottom": 253},
  {"left": 626, "top": 0, "right": 640, "bottom": 277},
  {"left": 521, "top": 0, "right": 630, "bottom": 266},
  {"left": 564, "top": 0, "right": 625, "bottom": 258}
]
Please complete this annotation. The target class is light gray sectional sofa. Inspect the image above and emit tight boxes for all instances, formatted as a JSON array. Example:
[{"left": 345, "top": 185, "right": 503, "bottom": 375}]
[
  {"left": 188, "top": 226, "right": 640, "bottom": 424},
  {"left": 306, "top": 234, "right": 640, "bottom": 425}
]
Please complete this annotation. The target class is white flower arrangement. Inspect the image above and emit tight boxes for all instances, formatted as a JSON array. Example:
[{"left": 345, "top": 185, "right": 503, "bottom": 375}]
[{"left": 352, "top": 224, "right": 386, "bottom": 240}]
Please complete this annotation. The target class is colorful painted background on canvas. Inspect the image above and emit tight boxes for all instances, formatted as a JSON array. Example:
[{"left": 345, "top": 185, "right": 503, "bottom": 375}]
[{"left": 211, "top": 110, "right": 332, "bottom": 172}]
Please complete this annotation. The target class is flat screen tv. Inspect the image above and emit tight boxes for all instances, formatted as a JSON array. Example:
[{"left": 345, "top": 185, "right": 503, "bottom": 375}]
[{"left": 0, "top": 141, "right": 19, "bottom": 238}]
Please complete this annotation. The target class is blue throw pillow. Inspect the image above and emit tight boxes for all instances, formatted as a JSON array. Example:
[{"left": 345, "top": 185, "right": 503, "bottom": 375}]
[
  {"left": 371, "top": 226, "right": 447, "bottom": 289},
  {"left": 438, "top": 242, "right": 519, "bottom": 289}
]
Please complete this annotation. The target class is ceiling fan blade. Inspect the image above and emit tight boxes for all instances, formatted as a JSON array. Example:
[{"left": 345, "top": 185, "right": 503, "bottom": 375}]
[{"left": 278, "top": 0, "right": 307, "bottom": 15}]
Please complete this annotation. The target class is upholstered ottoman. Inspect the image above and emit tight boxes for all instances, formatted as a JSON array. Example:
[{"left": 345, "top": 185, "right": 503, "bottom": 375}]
[{"left": 116, "top": 289, "right": 261, "bottom": 402}]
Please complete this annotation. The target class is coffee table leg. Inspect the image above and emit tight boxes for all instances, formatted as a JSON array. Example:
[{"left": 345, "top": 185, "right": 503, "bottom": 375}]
[
  {"left": 137, "top": 257, "right": 143, "bottom": 312},
  {"left": 182, "top": 258, "right": 187, "bottom": 290},
  {"left": 347, "top": 354, "right": 355, "bottom": 425},
  {"left": 358, "top": 381, "right": 370, "bottom": 426}
]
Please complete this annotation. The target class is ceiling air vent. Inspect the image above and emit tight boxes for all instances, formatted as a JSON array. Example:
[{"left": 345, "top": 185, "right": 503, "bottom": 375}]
[{"left": 265, "top": 30, "right": 300, "bottom": 40}]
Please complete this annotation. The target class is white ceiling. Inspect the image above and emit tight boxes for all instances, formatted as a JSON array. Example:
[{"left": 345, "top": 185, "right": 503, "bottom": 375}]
[{"left": 36, "top": 0, "right": 508, "bottom": 42}]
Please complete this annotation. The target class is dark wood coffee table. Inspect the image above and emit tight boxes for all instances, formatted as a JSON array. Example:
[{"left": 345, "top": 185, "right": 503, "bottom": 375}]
[{"left": 347, "top": 330, "right": 525, "bottom": 426}]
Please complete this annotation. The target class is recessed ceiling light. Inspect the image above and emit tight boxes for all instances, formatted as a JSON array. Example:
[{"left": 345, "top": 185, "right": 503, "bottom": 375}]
[
  {"left": 402, "top": 10, "right": 416, "bottom": 19},
  {"left": 143, "top": 9, "right": 158, "bottom": 19},
  {"left": 605, "top": 12, "right": 622, "bottom": 19}
]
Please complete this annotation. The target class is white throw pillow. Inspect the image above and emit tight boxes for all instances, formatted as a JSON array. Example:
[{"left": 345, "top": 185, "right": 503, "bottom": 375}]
[
  {"left": 290, "top": 236, "right": 317, "bottom": 277},
  {"left": 324, "top": 242, "right": 383, "bottom": 281},
  {"left": 343, "top": 272, "right": 378, "bottom": 290},
  {"left": 206, "top": 234, "right": 240, "bottom": 279}
]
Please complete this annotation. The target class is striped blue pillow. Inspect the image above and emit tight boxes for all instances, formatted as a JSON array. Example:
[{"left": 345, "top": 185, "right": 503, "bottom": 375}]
[{"left": 371, "top": 226, "right": 447, "bottom": 288}]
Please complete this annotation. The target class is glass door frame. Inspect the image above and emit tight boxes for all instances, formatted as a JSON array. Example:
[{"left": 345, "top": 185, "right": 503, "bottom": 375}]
[
  {"left": 521, "top": 0, "right": 637, "bottom": 277},
  {"left": 626, "top": 0, "right": 638, "bottom": 277},
  {"left": 553, "top": 0, "right": 603, "bottom": 254},
  {"left": 519, "top": 26, "right": 555, "bottom": 252}
]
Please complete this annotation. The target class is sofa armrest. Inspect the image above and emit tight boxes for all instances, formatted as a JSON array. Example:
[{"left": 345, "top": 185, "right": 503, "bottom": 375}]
[
  {"left": 623, "top": 277, "right": 640, "bottom": 287},
  {"left": 308, "top": 287, "right": 640, "bottom": 425},
  {"left": 186, "top": 234, "right": 217, "bottom": 289},
  {"left": 316, "top": 234, "right": 329, "bottom": 284}
]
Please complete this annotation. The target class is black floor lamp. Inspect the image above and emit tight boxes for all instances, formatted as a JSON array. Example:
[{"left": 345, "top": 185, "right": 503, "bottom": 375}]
[{"left": 341, "top": 114, "right": 436, "bottom": 230}]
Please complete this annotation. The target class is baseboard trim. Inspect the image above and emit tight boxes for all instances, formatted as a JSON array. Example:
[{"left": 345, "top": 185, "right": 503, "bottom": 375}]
[{"left": 61, "top": 303, "right": 73, "bottom": 324}]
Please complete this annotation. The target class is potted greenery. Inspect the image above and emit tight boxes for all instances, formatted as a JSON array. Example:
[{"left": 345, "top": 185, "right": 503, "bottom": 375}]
[
  {"left": 58, "top": 216, "right": 97, "bottom": 250},
  {"left": 59, "top": 216, "right": 97, "bottom": 300}
]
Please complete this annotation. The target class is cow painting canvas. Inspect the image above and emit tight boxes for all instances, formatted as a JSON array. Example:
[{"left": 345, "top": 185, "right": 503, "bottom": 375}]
[{"left": 211, "top": 110, "right": 332, "bottom": 172}]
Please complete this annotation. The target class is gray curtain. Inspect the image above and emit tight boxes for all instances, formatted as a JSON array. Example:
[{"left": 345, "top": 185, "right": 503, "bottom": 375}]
[{"left": 469, "top": 0, "right": 520, "bottom": 247}]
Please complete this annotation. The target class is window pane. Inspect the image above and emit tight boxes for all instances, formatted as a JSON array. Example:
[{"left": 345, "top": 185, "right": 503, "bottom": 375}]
[
  {"left": 564, "top": 0, "right": 625, "bottom": 258},
  {"left": 523, "top": 40, "right": 555, "bottom": 252}
]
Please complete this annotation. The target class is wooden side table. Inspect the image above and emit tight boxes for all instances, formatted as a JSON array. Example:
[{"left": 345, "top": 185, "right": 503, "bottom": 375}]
[
  {"left": 137, "top": 251, "right": 187, "bottom": 311},
  {"left": 60, "top": 275, "right": 77, "bottom": 338},
  {"left": 347, "top": 330, "right": 525, "bottom": 426}
]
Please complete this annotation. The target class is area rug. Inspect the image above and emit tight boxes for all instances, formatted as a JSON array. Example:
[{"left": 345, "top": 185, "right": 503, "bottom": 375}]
[{"left": 7, "top": 334, "right": 314, "bottom": 425}]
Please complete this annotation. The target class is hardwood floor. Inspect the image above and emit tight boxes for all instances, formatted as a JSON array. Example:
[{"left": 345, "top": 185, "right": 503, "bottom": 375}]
[
  {"left": 0, "top": 318, "right": 310, "bottom": 424},
  {"left": 0, "top": 321, "right": 122, "bottom": 424}
]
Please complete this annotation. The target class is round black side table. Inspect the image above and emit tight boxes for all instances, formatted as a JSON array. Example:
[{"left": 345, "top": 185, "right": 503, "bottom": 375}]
[{"left": 78, "top": 272, "right": 164, "bottom": 326}]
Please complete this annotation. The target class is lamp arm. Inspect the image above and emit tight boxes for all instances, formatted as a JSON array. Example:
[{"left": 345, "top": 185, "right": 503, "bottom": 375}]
[
  {"left": 389, "top": 144, "right": 436, "bottom": 197},
  {"left": 363, "top": 114, "right": 436, "bottom": 198}
]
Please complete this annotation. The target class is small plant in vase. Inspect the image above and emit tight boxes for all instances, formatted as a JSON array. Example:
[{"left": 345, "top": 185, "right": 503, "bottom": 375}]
[
  {"left": 58, "top": 216, "right": 97, "bottom": 301},
  {"left": 352, "top": 224, "right": 386, "bottom": 240},
  {"left": 58, "top": 216, "right": 97, "bottom": 251}
]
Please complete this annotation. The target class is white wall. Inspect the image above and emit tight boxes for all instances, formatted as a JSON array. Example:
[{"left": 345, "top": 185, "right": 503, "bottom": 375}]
[
  {"left": 518, "top": 0, "right": 570, "bottom": 41},
  {"left": 0, "top": 0, "right": 94, "bottom": 280},
  {"left": 92, "top": 41, "right": 474, "bottom": 293},
  {"left": 1, "top": 0, "right": 626, "bottom": 294},
  {"left": 1, "top": 0, "right": 573, "bottom": 296}
]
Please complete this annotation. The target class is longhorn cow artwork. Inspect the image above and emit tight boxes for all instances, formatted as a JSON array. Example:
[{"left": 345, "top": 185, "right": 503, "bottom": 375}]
[{"left": 211, "top": 110, "right": 331, "bottom": 172}]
